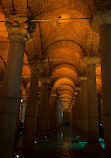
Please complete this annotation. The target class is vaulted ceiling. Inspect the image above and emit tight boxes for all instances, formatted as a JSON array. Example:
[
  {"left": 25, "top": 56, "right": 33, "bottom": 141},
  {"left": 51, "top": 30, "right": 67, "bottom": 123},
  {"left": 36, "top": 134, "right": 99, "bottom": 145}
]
[{"left": 0, "top": 0, "right": 102, "bottom": 110}]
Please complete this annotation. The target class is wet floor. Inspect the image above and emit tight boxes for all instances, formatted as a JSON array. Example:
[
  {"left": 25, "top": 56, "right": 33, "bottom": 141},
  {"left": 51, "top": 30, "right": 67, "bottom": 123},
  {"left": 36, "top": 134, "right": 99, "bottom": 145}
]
[{"left": 21, "top": 126, "right": 107, "bottom": 158}]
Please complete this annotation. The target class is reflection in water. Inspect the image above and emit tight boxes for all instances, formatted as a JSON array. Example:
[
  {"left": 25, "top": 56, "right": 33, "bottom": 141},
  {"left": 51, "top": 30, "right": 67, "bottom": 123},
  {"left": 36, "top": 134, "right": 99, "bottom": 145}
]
[
  {"left": 60, "top": 128, "right": 70, "bottom": 158},
  {"left": 61, "top": 140, "right": 70, "bottom": 158},
  {"left": 21, "top": 126, "right": 105, "bottom": 158},
  {"left": 61, "top": 132, "right": 63, "bottom": 138}
]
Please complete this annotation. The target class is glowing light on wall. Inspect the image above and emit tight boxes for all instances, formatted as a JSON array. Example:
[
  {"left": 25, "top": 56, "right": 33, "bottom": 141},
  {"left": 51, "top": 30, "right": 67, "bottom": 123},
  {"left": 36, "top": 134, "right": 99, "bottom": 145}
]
[{"left": 58, "top": 14, "right": 70, "bottom": 24}]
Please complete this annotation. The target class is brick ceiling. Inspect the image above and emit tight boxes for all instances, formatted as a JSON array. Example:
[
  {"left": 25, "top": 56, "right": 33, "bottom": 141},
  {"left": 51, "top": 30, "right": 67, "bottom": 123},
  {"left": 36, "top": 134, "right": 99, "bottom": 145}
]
[{"left": 0, "top": 0, "right": 102, "bottom": 110}]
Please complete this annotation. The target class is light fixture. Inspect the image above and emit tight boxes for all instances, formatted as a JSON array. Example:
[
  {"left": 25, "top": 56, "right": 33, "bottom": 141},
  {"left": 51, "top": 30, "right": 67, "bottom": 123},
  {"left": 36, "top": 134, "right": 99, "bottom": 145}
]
[{"left": 21, "top": 99, "right": 23, "bottom": 102}]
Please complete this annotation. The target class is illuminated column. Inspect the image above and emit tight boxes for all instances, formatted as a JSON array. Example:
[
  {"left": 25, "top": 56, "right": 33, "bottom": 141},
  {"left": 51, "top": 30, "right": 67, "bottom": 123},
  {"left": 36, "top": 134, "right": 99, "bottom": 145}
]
[
  {"left": 79, "top": 77, "right": 88, "bottom": 135},
  {"left": 71, "top": 94, "right": 77, "bottom": 129},
  {"left": 73, "top": 93, "right": 77, "bottom": 128},
  {"left": 75, "top": 87, "right": 81, "bottom": 130},
  {"left": 92, "top": 8, "right": 111, "bottom": 151},
  {"left": 0, "top": 19, "right": 34, "bottom": 158},
  {"left": 37, "top": 77, "right": 50, "bottom": 139},
  {"left": 84, "top": 57, "right": 100, "bottom": 145},
  {"left": 23, "top": 62, "right": 42, "bottom": 150}
]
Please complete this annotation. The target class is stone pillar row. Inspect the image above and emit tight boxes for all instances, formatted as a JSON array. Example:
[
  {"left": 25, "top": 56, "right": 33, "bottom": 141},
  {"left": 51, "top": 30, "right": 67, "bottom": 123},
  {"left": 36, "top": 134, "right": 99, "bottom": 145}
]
[
  {"left": 92, "top": 6, "right": 111, "bottom": 151},
  {"left": 72, "top": 57, "right": 100, "bottom": 147},
  {"left": 71, "top": 5, "right": 111, "bottom": 151},
  {"left": 1, "top": 4, "right": 111, "bottom": 157}
]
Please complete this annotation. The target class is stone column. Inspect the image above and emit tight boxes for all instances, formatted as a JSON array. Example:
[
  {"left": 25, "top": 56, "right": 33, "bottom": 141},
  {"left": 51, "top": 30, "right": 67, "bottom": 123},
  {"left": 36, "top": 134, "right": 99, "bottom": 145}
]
[
  {"left": 71, "top": 96, "right": 76, "bottom": 129},
  {"left": 70, "top": 101, "right": 74, "bottom": 128},
  {"left": 50, "top": 93, "right": 57, "bottom": 132},
  {"left": 37, "top": 77, "right": 50, "bottom": 139},
  {"left": 79, "top": 77, "right": 88, "bottom": 135},
  {"left": 20, "top": 96, "right": 27, "bottom": 123},
  {"left": 58, "top": 104, "right": 63, "bottom": 128},
  {"left": 84, "top": 57, "right": 100, "bottom": 145},
  {"left": 63, "top": 109, "right": 69, "bottom": 122},
  {"left": 97, "top": 93, "right": 102, "bottom": 125},
  {"left": 47, "top": 86, "right": 52, "bottom": 135},
  {"left": 0, "top": 20, "right": 32, "bottom": 158},
  {"left": 72, "top": 92, "right": 78, "bottom": 129},
  {"left": 23, "top": 62, "right": 42, "bottom": 151},
  {"left": 92, "top": 8, "right": 111, "bottom": 151},
  {"left": 75, "top": 87, "right": 81, "bottom": 130}
]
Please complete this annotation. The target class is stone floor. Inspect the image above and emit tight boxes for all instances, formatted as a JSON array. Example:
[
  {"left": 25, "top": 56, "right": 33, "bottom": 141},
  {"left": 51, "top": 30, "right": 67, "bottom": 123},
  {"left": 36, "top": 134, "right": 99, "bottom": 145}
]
[{"left": 17, "top": 126, "right": 109, "bottom": 158}]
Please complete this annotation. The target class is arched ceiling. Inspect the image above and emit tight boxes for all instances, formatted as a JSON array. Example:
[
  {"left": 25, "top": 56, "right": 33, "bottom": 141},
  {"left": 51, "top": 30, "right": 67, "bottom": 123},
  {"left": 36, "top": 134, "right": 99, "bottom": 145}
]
[
  {"left": 0, "top": 0, "right": 102, "bottom": 110},
  {"left": 52, "top": 64, "right": 78, "bottom": 79},
  {"left": 53, "top": 77, "right": 74, "bottom": 91},
  {"left": 59, "top": 93, "right": 72, "bottom": 100},
  {"left": 28, "top": 0, "right": 94, "bottom": 18},
  {"left": 59, "top": 89, "right": 74, "bottom": 96}
]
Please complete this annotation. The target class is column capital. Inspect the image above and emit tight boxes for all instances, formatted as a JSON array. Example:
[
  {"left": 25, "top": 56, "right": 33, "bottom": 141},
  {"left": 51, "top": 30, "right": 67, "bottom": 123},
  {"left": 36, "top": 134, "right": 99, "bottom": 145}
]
[
  {"left": 5, "top": 17, "right": 36, "bottom": 44},
  {"left": 51, "top": 93, "right": 57, "bottom": 97},
  {"left": 79, "top": 76, "right": 87, "bottom": 81},
  {"left": 75, "top": 87, "right": 81, "bottom": 91},
  {"left": 29, "top": 61, "right": 43, "bottom": 73},
  {"left": 92, "top": 8, "right": 111, "bottom": 32},
  {"left": 83, "top": 57, "right": 100, "bottom": 65},
  {"left": 40, "top": 77, "right": 51, "bottom": 83},
  {"left": 74, "top": 92, "right": 78, "bottom": 96}
]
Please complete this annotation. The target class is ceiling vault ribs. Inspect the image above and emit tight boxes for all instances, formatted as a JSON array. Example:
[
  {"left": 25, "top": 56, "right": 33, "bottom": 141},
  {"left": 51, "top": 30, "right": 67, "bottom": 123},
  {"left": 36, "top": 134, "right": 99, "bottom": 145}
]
[
  {"left": 42, "top": 39, "right": 85, "bottom": 57},
  {"left": 0, "top": 0, "right": 102, "bottom": 110}
]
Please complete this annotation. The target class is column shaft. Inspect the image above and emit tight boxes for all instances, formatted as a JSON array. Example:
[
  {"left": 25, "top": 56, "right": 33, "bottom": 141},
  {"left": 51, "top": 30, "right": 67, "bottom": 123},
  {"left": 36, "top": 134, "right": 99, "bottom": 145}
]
[
  {"left": 87, "top": 63, "right": 99, "bottom": 142},
  {"left": 71, "top": 101, "right": 76, "bottom": 129},
  {"left": 57, "top": 105, "right": 63, "bottom": 128},
  {"left": 0, "top": 38, "right": 26, "bottom": 158},
  {"left": 47, "top": 87, "right": 51, "bottom": 134},
  {"left": 76, "top": 92, "right": 81, "bottom": 130},
  {"left": 100, "top": 25, "right": 111, "bottom": 150},
  {"left": 37, "top": 79, "right": 50, "bottom": 139},
  {"left": 50, "top": 95, "right": 57, "bottom": 131},
  {"left": 23, "top": 68, "right": 41, "bottom": 150},
  {"left": 79, "top": 79, "right": 88, "bottom": 134}
]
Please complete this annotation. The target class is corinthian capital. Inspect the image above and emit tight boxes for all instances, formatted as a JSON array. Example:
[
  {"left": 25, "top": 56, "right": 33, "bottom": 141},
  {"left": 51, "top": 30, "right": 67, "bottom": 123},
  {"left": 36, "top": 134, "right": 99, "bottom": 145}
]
[
  {"left": 83, "top": 57, "right": 100, "bottom": 65},
  {"left": 40, "top": 77, "right": 51, "bottom": 83},
  {"left": 5, "top": 17, "right": 36, "bottom": 44},
  {"left": 29, "top": 60, "right": 43, "bottom": 73}
]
